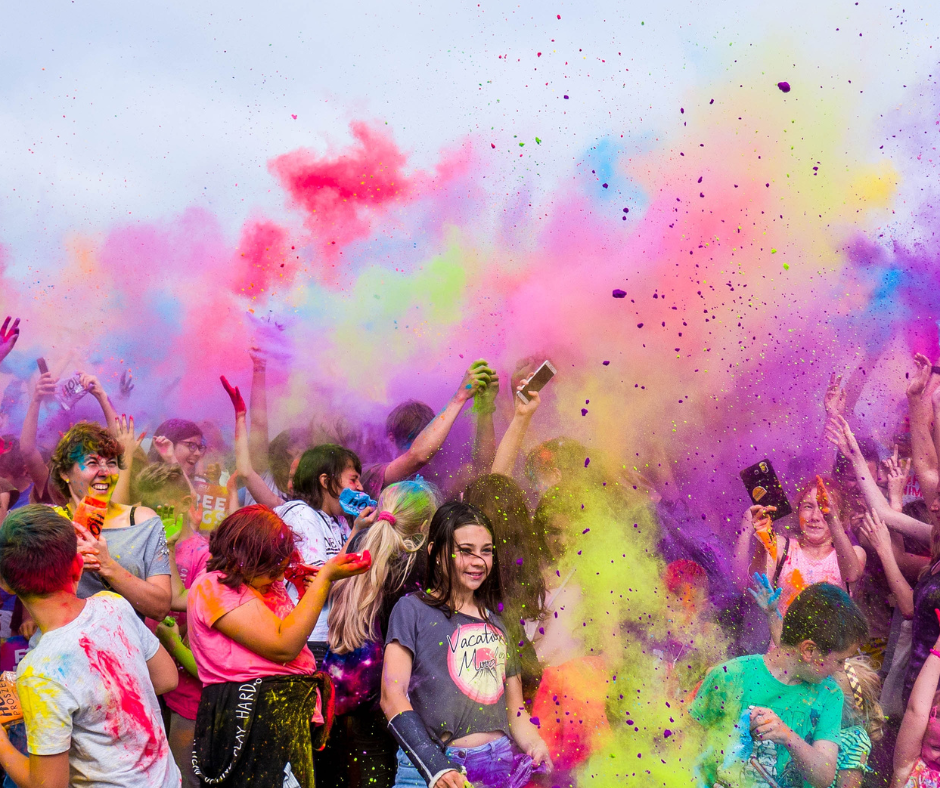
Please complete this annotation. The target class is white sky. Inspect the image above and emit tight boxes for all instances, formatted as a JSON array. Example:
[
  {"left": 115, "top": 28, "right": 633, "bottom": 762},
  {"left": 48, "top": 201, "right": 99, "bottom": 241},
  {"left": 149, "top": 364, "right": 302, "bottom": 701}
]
[{"left": 1, "top": 0, "right": 938, "bottom": 267}]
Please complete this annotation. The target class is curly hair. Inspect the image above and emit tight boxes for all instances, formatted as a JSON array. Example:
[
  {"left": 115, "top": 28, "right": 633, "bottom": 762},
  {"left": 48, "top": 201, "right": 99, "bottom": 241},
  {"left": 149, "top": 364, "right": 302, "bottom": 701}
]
[
  {"left": 49, "top": 422, "right": 124, "bottom": 501},
  {"left": 206, "top": 506, "right": 296, "bottom": 590}
]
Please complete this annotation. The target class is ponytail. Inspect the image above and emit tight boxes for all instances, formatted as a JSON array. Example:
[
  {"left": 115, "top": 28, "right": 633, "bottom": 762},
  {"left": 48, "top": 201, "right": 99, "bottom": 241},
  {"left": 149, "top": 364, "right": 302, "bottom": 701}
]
[{"left": 327, "top": 481, "right": 439, "bottom": 653}]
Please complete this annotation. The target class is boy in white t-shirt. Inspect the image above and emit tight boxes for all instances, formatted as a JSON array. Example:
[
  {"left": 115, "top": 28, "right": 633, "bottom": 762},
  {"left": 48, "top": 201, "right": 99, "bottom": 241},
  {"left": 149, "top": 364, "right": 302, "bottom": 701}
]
[{"left": 0, "top": 505, "right": 181, "bottom": 788}]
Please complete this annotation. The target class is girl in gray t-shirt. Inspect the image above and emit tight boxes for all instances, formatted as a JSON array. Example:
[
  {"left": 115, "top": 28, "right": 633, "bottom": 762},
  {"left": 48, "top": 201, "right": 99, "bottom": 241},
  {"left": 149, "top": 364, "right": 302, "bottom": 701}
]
[{"left": 382, "top": 501, "right": 552, "bottom": 788}]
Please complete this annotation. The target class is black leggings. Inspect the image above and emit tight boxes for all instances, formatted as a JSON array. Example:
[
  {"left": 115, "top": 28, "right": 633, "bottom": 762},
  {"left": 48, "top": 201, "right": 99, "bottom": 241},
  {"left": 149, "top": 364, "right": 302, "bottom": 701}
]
[{"left": 316, "top": 708, "right": 397, "bottom": 788}]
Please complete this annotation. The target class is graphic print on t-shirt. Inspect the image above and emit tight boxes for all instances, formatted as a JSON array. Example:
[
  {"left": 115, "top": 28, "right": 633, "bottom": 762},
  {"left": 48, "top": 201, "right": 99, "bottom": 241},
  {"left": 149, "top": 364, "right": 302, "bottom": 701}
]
[{"left": 446, "top": 621, "right": 507, "bottom": 704}]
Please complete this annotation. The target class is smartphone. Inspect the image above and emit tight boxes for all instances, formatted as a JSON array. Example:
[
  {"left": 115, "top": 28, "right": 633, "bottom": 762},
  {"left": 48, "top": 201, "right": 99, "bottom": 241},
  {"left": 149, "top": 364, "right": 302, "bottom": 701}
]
[
  {"left": 739, "top": 460, "right": 793, "bottom": 520},
  {"left": 36, "top": 358, "right": 49, "bottom": 375},
  {"left": 517, "top": 360, "right": 557, "bottom": 403}
]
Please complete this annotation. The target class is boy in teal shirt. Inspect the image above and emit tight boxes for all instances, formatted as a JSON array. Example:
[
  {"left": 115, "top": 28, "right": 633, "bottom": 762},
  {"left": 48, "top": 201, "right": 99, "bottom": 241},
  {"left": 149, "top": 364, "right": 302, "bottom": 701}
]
[{"left": 690, "top": 582, "right": 868, "bottom": 788}]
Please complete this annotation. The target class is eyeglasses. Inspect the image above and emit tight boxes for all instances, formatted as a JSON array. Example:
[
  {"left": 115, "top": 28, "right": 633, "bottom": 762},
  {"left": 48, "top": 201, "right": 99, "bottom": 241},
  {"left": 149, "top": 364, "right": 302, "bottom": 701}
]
[{"left": 179, "top": 440, "right": 207, "bottom": 454}]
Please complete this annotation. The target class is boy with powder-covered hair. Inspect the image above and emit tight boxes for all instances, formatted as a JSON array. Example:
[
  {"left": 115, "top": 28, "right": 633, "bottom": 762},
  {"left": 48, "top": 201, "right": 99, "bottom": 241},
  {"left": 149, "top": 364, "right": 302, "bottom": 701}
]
[
  {"left": 0, "top": 505, "right": 181, "bottom": 788},
  {"left": 690, "top": 582, "right": 868, "bottom": 788}
]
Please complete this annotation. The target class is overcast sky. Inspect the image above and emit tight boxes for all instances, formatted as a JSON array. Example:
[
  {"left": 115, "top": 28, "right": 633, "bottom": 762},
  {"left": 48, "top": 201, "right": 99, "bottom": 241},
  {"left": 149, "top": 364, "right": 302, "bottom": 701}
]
[{"left": 2, "top": 0, "right": 937, "bottom": 268}]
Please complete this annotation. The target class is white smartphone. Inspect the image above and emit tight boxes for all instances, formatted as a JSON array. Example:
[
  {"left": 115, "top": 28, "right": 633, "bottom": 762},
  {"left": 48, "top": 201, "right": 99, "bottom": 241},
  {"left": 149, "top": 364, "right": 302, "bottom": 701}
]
[{"left": 517, "top": 360, "right": 557, "bottom": 403}]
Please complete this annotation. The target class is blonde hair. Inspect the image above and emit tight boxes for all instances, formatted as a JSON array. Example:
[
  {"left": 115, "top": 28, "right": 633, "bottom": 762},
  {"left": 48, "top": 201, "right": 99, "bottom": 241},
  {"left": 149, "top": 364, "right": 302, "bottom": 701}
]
[
  {"left": 327, "top": 480, "right": 439, "bottom": 654},
  {"left": 843, "top": 656, "right": 885, "bottom": 742}
]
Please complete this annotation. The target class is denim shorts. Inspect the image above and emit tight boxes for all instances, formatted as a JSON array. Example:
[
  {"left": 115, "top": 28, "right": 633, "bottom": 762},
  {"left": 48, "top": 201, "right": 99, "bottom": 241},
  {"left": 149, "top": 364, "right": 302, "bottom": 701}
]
[{"left": 393, "top": 735, "right": 542, "bottom": 788}]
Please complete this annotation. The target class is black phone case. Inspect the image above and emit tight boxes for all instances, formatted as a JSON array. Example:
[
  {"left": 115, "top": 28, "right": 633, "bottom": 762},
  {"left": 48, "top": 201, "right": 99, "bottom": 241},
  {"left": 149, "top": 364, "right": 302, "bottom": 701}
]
[{"left": 739, "top": 460, "right": 793, "bottom": 520}]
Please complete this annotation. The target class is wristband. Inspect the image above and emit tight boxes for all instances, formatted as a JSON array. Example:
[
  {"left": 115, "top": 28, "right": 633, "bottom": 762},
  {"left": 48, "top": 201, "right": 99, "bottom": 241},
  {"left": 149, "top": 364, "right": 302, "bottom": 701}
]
[
  {"left": 930, "top": 648, "right": 940, "bottom": 660},
  {"left": 387, "top": 710, "right": 464, "bottom": 787}
]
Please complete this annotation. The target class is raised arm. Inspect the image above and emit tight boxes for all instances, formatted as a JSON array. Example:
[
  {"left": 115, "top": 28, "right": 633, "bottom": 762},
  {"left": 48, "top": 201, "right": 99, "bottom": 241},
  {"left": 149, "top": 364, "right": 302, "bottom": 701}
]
[
  {"left": 893, "top": 617, "right": 940, "bottom": 788},
  {"left": 748, "top": 572, "right": 783, "bottom": 646},
  {"left": 222, "top": 376, "right": 283, "bottom": 508},
  {"left": 382, "top": 360, "right": 493, "bottom": 486},
  {"left": 908, "top": 354, "right": 939, "bottom": 502},
  {"left": 20, "top": 371, "right": 57, "bottom": 496},
  {"left": 0, "top": 317, "right": 20, "bottom": 367},
  {"left": 826, "top": 416, "right": 931, "bottom": 543},
  {"left": 80, "top": 372, "right": 119, "bottom": 433},
  {"left": 818, "top": 477, "right": 866, "bottom": 584},
  {"left": 110, "top": 414, "right": 145, "bottom": 506},
  {"left": 213, "top": 553, "right": 369, "bottom": 662},
  {"left": 731, "top": 505, "right": 776, "bottom": 592},
  {"left": 858, "top": 511, "right": 914, "bottom": 618},
  {"left": 471, "top": 373, "right": 499, "bottom": 471},
  {"left": 491, "top": 388, "right": 541, "bottom": 477},
  {"left": 247, "top": 345, "right": 271, "bottom": 472}
]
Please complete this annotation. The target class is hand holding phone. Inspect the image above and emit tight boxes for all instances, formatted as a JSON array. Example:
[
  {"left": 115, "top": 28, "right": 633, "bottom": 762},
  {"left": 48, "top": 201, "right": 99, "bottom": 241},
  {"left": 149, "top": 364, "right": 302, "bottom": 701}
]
[
  {"left": 739, "top": 460, "right": 792, "bottom": 521},
  {"left": 517, "top": 360, "right": 556, "bottom": 403}
]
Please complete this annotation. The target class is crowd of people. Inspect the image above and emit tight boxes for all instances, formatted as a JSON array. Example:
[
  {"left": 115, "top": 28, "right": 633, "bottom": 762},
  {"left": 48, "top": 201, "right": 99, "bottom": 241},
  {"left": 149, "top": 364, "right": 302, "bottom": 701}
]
[{"left": 0, "top": 310, "right": 939, "bottom": 788}]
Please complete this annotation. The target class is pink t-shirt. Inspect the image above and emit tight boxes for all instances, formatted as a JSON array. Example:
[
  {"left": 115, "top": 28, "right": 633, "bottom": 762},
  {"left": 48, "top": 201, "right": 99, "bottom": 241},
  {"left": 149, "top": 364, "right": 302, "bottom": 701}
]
[
  {"left": 774, "top": 540, "right": 845, "bottom": 612},
  {"left": 187, "top": 571, "right": 316, "bottom": 686},
  {"left": 161, "top": 534, "right": 211, "bottom": 720}
]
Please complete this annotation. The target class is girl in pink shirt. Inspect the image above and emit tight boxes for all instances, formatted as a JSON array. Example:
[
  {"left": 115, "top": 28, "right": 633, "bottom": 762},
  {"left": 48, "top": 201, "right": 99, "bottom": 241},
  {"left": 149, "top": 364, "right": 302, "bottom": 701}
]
[{"left": 188, "top": 505, "right": 370, "bottom": 787}]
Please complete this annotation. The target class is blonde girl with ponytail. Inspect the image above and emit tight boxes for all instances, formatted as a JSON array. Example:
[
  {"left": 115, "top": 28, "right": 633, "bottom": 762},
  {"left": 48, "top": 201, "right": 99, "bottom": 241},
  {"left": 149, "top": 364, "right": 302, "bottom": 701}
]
[{"left": 319, "top": 480, "right": 440, "bottom": 788}]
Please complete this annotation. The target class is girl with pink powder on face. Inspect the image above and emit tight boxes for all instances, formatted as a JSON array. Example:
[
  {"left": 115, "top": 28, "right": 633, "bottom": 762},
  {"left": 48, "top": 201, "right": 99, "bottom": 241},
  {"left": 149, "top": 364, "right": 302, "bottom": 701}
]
[{"left": 893, "top": 612, "right": 940, "bottom": 788}]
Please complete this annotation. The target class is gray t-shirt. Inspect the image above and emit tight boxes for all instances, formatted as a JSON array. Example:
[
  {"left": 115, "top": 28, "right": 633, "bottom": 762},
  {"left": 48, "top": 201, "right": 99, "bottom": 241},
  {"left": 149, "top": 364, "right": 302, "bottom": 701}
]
[
  {"left": 76, "top": 515, "right": 171, "bottom": 600},
  {"left": 385, "top": 593, "right": 519, "bottom": 743}
]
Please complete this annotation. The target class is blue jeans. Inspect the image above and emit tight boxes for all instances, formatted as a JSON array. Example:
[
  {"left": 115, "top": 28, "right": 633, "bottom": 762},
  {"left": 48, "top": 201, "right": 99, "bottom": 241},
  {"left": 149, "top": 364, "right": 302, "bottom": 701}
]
[{"left": 393, "top": 736, "right": 541, "bottom": 788}]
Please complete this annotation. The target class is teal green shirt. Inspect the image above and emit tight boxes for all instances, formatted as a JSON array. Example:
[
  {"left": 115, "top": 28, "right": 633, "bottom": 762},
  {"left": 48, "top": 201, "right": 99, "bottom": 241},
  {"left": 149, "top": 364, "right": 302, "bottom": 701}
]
[{"left": 690, "top": 654, "right": 844, "bottom": 787}]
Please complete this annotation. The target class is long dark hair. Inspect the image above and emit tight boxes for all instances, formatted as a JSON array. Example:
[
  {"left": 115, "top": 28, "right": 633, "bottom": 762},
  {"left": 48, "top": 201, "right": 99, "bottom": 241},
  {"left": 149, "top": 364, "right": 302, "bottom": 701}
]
[
  {"left": 420, "top": 501, "right": 502, "bottom": 620},
  {"left": 463, "top": 474, "right": 547, "bottom": 624},
  {"left": 290, "top": 444, "right": 361, "bottom": 510}
]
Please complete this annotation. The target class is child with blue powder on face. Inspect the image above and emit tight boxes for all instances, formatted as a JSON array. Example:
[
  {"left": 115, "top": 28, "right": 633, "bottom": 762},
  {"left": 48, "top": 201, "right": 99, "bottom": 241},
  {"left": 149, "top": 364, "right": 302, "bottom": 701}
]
[{"left": 691, "top": 582, "right": 869, "bottom": 788}]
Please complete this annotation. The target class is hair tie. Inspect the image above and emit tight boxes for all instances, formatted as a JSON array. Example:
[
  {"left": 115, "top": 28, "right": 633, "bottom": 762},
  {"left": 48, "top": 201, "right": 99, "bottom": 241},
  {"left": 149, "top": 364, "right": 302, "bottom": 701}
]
[
  {"left": 844, "top": 663, "right": 864, "bottom": 711},
  {"left": 376, "top": 511, "right": 397, "bottom": 526}
]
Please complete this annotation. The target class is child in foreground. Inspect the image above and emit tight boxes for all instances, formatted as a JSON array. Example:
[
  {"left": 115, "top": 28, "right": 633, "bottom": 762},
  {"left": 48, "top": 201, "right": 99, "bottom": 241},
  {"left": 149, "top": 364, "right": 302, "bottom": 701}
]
[
  {"left": 691, "top": 582, "right": 869, "bottom": 788},
  {"left": 187, "top": 505, "right": 371, "bottom": 787},
  {"left": 750, "top": 572, "right": 886, "bottom": 788},
  {"left": 0, "top": 505, "right": 180, "bottom": 788}
]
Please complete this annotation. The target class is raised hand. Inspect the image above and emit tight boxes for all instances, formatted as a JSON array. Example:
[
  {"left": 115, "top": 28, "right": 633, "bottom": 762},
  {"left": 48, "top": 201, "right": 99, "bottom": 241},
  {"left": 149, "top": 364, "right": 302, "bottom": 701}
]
[
  {"left": 156, "top": 505, "right": 184, "bottom": 543},
  {"left": 907, "top": 353, "right": 934, "bottom": 399},
  {"left": 248, "top": 343, "right": 267, "bottom": 370},
  {"left": 748, "top": 572, "right": 783, "bottom": 618},
  {"left": 118, "top": 369, "right": 135, "bottom": 399},
  {"left": 858, "top": 510, "right": 893, "bottom": 557},
  {"left": 78, "top": 371, "right": 107, "bottom": 401},
  {"left": 32, "top": 371, "right": 58, "bottom": 403},
  {"left": 220, "top": 375, "right": 247, "bottom": 416},
  {"left": 883, "top": 445, "right": 911, "bottom": 511},
  {"left": 514, "top": 384, "right": 541, "bottom": 417},
  {"left": 152, "top": 435, "right": 176, "bottom": 463},
  {"left": 456, "top": 359, "right": 495, "bottom": 403},
  {"left": 0, "top": 317, "right": 20, "bottom": 364},
  {"left": 824, "top": 372, "right": 846, "bottom": 416},
  {"left": 824, "top": 414, "right": 860, "bottom": 458},
  {"left": 113, "top": 414, "right": 145, "bottom": 457},
  {"left": 473, "top": 370, "right": 500, "bottom": 414},
  {"left": 748, "top": 504, "right": 776, "bottom": 530}
]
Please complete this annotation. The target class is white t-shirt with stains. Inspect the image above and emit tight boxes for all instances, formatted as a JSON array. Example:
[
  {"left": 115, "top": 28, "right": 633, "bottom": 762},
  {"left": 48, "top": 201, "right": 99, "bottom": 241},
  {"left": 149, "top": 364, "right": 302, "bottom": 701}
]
[{"left": 16, "top": 592, "right": 180, "bottom": 787}]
